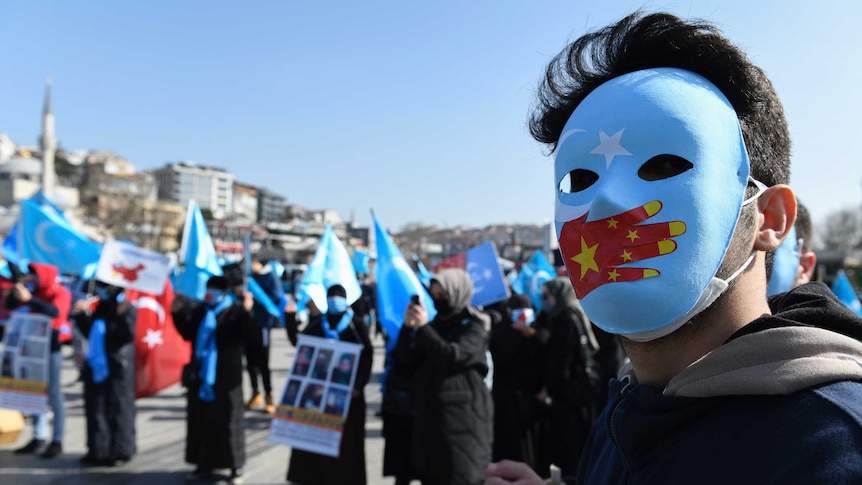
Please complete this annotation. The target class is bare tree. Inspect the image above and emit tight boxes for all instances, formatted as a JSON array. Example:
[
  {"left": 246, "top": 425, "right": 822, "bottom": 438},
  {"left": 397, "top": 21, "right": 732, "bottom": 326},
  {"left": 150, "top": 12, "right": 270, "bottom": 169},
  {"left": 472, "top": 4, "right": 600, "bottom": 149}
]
[{"left": 821, "top": 207, "right": 862, "bottom": 251}]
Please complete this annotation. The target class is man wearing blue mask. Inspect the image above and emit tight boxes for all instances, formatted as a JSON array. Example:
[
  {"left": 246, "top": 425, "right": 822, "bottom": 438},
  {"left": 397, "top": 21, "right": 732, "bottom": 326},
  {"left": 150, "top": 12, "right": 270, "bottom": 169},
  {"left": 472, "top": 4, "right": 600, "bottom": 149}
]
[
  {"left": 287, "top": 284, "right": 372, "bottom": 485},
  {"left": 486, "top": 12, "right": 862, "bottom": 485},
  {"left": 767, "top": 201, "right": 818, "bottom": 296}
]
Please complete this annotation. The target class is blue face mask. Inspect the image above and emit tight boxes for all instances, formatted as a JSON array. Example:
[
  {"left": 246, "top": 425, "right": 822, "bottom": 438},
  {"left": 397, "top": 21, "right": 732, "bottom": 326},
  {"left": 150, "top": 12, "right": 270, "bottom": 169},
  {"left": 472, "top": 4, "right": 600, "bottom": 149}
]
[
  {"left": 327, "top": 296, "right": 348, "bottom": 314},
  {"left": 24, "top": 281, "right": 37, "bottom": 293},
  {"left": 554, "top": 68, "right": 763, "bottom": 342},
  {"left": 767, "top": 225, "right": 801, "bottom": 296}
]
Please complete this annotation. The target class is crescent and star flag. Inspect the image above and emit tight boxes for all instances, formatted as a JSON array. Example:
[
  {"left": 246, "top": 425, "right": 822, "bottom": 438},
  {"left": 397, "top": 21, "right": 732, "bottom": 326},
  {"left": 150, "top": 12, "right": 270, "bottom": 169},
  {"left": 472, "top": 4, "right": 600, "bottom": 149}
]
[
  {"left": 297, "top": 225, "right": 361, "bottom": 314},
  {"left": 372, "top": 213, "right": 436, "bottom": 355},
  {"left": 432, "top": 242, "right": 510, "bottom": 307},
  {"left": 176, "top": 200, "right": 223, "bottom": 300},
  {"left": 15, "top": 198, "right": 100, "bottom": 278},
  {"left": 831, "top": 270, "right": 862, "bottom": 317},
  {"left": 516, "top": 250, "right": 557, "bottom": 311},
  {"left": 125, "top": 280, "right": 191, "bottom": 398},
  {"left": 95, "top": 239, "right": 172, "bottom": 295}
]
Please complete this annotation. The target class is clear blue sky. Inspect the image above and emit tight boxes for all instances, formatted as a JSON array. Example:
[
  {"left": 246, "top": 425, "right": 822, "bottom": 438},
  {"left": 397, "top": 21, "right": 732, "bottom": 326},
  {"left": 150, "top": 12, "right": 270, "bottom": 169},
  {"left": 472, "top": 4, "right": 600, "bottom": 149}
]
[{"left": 2, "top": 1, "right": 860, "bottom": 236}]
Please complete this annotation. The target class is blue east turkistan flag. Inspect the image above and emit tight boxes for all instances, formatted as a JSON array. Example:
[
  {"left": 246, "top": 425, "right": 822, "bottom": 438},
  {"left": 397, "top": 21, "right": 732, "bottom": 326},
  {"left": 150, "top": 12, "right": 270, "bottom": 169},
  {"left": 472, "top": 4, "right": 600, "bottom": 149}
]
[
  {"left": 373, "top": 213, "right": 436, "bottom": 355},
  {"left": 3, "top": 189, "right": 70, "bottom": 267},
  {"left": 831, "top": 270, "right": 862, "bottom": 317},
  {"left": 352, "top": 250, "right": 371, "bottom": 275},
  {"left": 17, "top": 199, "right": 100, "bottom": 277},
  {"left": 298, "top": 225, "right": 362, "bottom": 314},
  {"left": 466, "top": 242, "right": 510, "bottom": 307},
  {"left": 176, "top": 200, "right": 223, "bottom": 300},
  {"left": 411, "top": 254, "right": 433, "bottom": 289},
  {"left": 517, "top": 250, "right": 556, "bottom": 311}
]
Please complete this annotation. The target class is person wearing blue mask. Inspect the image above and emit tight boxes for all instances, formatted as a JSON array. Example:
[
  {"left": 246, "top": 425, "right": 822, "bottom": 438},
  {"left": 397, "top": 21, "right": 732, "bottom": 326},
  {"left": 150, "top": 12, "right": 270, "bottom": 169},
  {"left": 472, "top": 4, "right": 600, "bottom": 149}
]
[
  {"left": 72, "top": 281, "right": 137, "bottom": 467},
  {"left": 286, "top": 284, "right": 372, "bottom": 485},
  {"left": 485, "top": 12, "right": 862, "bottom": 485},
  {"left": 767, "top": 201, "right": 818, "bottom": 296},
  {"left": 171, "top": 275, "right": 253, "bottom": 484}
]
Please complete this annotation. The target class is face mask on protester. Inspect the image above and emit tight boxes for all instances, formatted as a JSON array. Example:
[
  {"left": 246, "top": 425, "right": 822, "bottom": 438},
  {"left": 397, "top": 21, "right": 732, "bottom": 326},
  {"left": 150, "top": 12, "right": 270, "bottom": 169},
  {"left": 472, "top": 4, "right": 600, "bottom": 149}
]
[
  {"left": 554, "top": 68, "right": 766, "bottom": 342},
  {"left": 432, "top": 297, "right": 451, "bottom": 315},
  {"left": 767, "top": 225, "right": 801, "bottom": 296},
  {"left": 327, "top": 296, "right": 348, "bottom": 314},
  {"left": 511, "top": 308, "right": 536, "bottom": 326}
]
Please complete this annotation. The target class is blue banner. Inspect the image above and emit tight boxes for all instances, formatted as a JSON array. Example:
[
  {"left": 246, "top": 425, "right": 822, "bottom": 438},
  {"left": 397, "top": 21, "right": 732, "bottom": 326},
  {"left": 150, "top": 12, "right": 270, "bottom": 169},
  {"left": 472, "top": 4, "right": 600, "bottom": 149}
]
[
  {"left": 466, "top": 242, "right": 510, "bottom": 307},
  {"left": 17, "top": 199, "right": 100, "bottom": 277},
  {"left": 352, "top": 250, "right": 371, "bottom": 275},
  {"left": 831, "top": 270, "right": 862, "bottom": 316},
  {"left": 373, "top": 213, "right": 436, "bottom": 355},
  {"left": 297, "top": 225, "right": 362, "bottom": 313},
  {"left": 176, "top": 200, "right": 223, "bottom": 300},
  {"left": 517, "top": 251, "right": 556, "bottom": 311}
]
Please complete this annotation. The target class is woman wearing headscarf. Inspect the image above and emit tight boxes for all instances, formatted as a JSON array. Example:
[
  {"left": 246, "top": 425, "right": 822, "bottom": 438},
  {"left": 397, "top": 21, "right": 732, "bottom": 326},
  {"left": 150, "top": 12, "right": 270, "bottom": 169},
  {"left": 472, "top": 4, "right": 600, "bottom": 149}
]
[
  {"left": 401, "top": 268, "right": 493, "bottom": 485},
  {"left": 171, "top": 275, "right": 253, "bottom": 483},
  {"left": 534, "top": 276, "right": 602, "bottom": 479},
  {"left": 286, "top": 284, "right": 373, "bottom": 485},
  {"left": 72, "top": 281, "right": 137, "bottom": 467}
]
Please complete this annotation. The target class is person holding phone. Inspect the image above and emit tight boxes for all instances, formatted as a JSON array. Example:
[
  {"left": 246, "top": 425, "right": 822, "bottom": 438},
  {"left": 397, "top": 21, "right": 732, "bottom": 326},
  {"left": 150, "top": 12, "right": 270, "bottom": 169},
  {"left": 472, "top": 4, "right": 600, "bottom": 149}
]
[{"left": 400, "top": 268, "right": 493, "bottom": 485}]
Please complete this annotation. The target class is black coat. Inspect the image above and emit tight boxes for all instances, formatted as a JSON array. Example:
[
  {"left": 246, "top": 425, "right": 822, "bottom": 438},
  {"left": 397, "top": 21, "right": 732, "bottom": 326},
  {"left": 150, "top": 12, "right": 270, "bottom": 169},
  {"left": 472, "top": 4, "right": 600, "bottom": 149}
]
[
  {"left": 172, "top": 295, "right": 251, "bottom": 470},
  {"left": 75, "top": 297, "right": 137, "bottom": 460},
  {"left": 396, "top": 308, "right": 493, "bottom": 485},
  {"left": 287, "top": 311, "right": 373, "bottom": 485}
]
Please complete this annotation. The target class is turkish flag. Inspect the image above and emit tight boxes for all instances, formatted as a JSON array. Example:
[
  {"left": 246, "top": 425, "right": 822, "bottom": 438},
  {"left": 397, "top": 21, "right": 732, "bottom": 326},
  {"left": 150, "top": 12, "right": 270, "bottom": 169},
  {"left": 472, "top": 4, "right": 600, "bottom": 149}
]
[
  {"left": 432, "top": 251, "right": 467, "bottom": 274},
  {"left": 126, "top": 280, "right": 191, "bottom": 398}
]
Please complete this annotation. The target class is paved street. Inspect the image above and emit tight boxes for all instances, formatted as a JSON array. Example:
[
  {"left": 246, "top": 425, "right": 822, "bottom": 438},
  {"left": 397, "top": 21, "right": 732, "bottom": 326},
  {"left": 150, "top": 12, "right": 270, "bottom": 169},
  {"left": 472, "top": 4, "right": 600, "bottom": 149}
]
[{"left": 0, "top": 329, "right": 394, "bottom": 485}]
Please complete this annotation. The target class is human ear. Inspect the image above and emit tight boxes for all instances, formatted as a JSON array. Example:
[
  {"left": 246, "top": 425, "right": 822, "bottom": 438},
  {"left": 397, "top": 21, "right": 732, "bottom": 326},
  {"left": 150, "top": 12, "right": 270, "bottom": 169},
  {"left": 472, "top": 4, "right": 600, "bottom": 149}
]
[
  {"left": 753, "top": 184, "right": 796, "bottom": 252},
  {"left": 795, "top": 252, "right": 817, "bottom": 285}
]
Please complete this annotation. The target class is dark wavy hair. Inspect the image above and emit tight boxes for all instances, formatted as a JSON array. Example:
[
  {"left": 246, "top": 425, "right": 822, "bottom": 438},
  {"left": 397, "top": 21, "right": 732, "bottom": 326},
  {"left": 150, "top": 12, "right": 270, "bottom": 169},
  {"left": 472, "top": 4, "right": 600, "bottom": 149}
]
[{"left": 529, "top": 12, "right": 791, "bottom": 187}]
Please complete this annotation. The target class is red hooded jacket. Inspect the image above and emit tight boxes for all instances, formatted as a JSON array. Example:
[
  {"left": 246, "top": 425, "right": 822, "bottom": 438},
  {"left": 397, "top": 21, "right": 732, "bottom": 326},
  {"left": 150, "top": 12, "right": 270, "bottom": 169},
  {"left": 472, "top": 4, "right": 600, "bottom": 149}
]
[{"left": 27, "top": 263, "right": 72, "bottom": 344}]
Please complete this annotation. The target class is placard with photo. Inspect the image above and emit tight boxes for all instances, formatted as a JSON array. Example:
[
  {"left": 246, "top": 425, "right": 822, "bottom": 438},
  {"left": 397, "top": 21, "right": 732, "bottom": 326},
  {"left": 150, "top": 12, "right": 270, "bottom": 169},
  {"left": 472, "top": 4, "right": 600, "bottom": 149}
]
[
  {"left": 0, "top": 313, "right": 52, "bottom": 413},
  {"left": 268, "top": 334, "right": 362, "bottom": 457}
]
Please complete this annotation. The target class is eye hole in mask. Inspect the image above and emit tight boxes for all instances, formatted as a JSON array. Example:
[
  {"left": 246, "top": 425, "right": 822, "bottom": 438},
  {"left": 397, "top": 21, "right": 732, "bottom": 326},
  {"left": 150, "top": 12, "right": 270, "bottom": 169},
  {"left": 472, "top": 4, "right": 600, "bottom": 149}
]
[
  {"left": 559, "top": 168, "right": 599, "bottom": 194},
  {"left": 637, "top": 154, "right": 693, "bottom": 181}
]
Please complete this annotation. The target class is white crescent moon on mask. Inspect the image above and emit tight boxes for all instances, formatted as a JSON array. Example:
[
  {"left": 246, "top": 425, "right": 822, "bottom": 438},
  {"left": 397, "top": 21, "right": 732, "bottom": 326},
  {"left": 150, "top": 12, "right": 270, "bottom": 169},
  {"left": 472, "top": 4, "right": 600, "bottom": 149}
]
[
  {"left": 555, "top": 197, "right": 592, "bottom": 224},
  {"left": 557, "top": 128, "right": 586, "bottom": 147},
  {"left": 135, "top": 296, "right": 166, "bottom": 325},
  {"left": 34, "top": 221, "right": 58, "bottom": 253}
]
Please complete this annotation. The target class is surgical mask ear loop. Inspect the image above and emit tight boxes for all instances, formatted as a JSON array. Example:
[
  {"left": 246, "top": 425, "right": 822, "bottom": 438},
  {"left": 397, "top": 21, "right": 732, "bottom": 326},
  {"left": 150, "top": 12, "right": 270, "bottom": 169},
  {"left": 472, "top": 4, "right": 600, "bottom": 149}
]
[{"left": 742, "top": 177, "right": 767, "bottom": 206}]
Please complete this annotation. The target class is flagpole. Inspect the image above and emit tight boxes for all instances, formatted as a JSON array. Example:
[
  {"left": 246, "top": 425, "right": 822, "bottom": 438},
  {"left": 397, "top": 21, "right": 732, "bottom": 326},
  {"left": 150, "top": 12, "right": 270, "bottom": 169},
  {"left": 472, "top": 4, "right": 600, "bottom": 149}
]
[{"left": 177, "top": 200, "right": 195, "bottom": 266}]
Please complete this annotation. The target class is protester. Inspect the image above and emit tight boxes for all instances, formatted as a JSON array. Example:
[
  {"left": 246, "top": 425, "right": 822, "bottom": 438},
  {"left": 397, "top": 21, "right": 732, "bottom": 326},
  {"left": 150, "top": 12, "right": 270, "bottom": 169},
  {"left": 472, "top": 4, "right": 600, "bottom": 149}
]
[
  {"left": 381, "top": 322, "right": 421, "bottom": 485},
  {"left": 172, "top": 275, "right": 253, "bottom": 483},
  {"left": 286, "top": 284, "right": 372, "bottom": 485},
  {"left": 485, "top": 11, "right": 862, "bottom": 484},
  {"left": 244, "top": 254, "right": 281, "bottom": 414},
  {"left": 535, "top": 277, "right": 601, "bottom": 477},
  {"left": 486, "top": 293, "right": 547, "bottom": 469},
  {"left": 402, "top": 268, "right": 493, "bottom": 485},
  {"left": 72, "top": 281, "right": 137, "bottom": 467},
  {"left": 8, "top": 262, "right": 71, "bottom": 458},
  {"left": 767, "top": 200, "right": 818, "bottom": 296}
]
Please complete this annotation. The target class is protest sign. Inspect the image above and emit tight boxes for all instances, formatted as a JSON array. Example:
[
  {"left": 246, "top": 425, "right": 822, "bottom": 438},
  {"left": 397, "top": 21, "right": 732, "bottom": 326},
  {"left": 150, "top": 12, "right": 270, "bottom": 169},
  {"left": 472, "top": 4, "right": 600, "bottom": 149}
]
[
  {"left": 95, "top": 239, "right": 172, "bottom": 295},
  {"left": 268, "top": 334, "right": 362, "bottom": 457},
  {"left": 0, "top": 313, "right": 52, "bottom": 413}
]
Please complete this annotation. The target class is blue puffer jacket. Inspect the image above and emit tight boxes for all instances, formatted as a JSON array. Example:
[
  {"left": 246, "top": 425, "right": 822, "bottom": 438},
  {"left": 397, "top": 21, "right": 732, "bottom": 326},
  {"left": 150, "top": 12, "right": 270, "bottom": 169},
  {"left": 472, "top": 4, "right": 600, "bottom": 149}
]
[{"left": 576, "top": 282, "right": 862, "bottom": 484}]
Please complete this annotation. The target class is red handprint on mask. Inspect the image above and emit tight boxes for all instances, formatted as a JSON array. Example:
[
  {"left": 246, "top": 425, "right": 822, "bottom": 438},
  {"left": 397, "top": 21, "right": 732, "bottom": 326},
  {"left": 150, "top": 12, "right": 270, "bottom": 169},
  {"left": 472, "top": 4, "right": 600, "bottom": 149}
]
[{"left": 559, "top": 201, "right": 686, "bottom": 299}]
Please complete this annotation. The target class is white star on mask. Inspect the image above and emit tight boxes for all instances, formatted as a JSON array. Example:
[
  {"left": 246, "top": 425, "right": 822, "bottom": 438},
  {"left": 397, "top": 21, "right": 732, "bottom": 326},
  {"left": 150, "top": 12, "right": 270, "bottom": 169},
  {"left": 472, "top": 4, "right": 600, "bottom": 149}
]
[
  {"left": 142, "top": 329, "right": 164, "bottom": 349},
  {"left": 590, "top": 129, "right": 632, "bottom": 168}
]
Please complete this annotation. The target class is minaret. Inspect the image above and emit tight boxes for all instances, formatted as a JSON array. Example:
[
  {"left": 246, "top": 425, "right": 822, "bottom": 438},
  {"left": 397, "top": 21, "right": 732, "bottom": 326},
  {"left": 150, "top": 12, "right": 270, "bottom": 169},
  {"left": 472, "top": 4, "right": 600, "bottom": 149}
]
[{"left": 40, "top": 77, "right": 56, "bottom": 198}]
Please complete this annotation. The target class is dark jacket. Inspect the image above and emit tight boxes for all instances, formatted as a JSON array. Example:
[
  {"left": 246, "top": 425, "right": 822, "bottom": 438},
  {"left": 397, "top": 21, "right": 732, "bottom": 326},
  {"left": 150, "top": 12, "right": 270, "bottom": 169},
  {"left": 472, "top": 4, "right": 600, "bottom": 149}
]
[
  {"left": 251, "top": 266, "right": 281, "bottom": 328},
  {"left": 576, "top": 282, "right": 862, "bottom": 484},
  {"left": 172, "top": 293, "right": 251, "bottom": 470},
  {"left": 75, "top": 292, "right": 138, "bottom": 460},
  {"left": 287, "top": 311, "right": 373, "bottom": 485},
  {"left": 397, "top": 307, "right": 494, "bottom": 485}
]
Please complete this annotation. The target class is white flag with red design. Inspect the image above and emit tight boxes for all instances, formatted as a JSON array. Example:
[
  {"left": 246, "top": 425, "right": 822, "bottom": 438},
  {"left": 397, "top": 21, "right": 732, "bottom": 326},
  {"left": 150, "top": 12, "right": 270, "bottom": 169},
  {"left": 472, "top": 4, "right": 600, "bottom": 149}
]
[{"left": 126, "top": 280, "right": 190, "bottom": 398}]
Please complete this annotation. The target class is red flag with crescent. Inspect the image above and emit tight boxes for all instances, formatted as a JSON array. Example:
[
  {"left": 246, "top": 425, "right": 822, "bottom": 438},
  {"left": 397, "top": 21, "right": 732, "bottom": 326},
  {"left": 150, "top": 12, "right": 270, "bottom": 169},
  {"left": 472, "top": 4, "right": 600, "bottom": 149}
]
[{"left": 125, "top": 280, "right": 190, "bottom": 398}]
